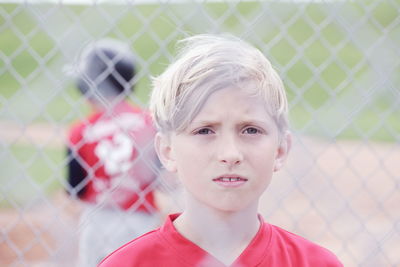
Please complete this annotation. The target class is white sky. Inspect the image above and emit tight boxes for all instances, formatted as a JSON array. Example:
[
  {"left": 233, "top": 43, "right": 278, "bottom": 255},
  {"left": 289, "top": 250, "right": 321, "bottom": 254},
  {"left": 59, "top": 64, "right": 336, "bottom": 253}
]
[{"left": 0, "top": 0, "right": 346, "bottom": 4}]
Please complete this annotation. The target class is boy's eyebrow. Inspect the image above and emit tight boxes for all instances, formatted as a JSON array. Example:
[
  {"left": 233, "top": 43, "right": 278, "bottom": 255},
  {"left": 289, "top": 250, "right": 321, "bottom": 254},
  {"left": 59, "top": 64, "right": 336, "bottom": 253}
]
[
  {"left": 191, "top": 120, "right": 221, "bottom": 126},
  {"left": 191, "top": 119, "right": 272, "bottom": 127},
  {"left": 239, "top": 119, "right": 272, "bottom": 128}
]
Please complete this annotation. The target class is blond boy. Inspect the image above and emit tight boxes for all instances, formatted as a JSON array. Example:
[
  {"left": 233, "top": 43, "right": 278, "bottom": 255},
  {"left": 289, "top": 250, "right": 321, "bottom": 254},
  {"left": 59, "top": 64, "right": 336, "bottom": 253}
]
[{"left": 99, "top": 34, "right": 343, "bottom": 267}]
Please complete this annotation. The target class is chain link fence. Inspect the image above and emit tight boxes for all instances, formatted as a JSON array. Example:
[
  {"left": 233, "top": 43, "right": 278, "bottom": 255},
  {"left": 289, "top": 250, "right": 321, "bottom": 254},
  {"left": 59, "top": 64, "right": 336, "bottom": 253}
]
[{"left": 1, "top": 0, "right": 399, "bottom": 266}]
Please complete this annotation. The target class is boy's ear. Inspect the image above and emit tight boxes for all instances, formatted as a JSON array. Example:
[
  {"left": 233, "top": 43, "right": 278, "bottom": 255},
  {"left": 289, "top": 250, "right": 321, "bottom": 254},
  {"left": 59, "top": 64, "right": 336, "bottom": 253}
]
[
  {"left": 274, "top": 131, "right": 292, "bottom": 172},
  {"left": 155, "top": 132, "right": 177, "bottom": 173}
]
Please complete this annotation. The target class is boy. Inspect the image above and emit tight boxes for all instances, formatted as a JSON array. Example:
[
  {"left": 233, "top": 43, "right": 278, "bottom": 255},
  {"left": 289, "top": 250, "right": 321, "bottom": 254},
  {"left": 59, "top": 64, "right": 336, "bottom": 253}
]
[
  {"left": 99, "top": 34, "right": 343, "bottom": 266},
  {"left": 66, "top": 38, "right": 160, "bottom": 266}
]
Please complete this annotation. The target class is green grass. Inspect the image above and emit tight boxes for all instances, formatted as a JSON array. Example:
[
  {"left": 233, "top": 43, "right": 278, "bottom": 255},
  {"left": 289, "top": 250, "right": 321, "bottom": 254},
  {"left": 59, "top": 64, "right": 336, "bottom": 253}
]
[
  {"left": 0, "top": 2, "right": 400, "bottom": 142},
  {"left": 0, "top": 143, "right": 64, "bottom": 208},
  {"left": 0, "top": 1, "right": 399, "bottom": 206},
  {"left": 1, "top": 1, "right": 398, "bottom": 142}
]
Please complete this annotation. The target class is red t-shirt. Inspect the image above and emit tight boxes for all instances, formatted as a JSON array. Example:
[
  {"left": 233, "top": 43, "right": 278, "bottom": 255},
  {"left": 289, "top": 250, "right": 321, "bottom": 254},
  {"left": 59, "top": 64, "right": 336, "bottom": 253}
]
[
  {"left": 68, "top": 101, "right": 158, "bottom": 212},
  {"left": 99, "top": 213, "right": 343, "bottom": 267}
]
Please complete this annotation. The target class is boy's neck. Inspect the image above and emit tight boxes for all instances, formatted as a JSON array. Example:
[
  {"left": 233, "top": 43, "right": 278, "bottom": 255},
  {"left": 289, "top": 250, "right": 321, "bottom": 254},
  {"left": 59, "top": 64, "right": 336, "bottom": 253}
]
[
  {"left": 88, "top": 98, "right": 126, "bottom": 112},
  {"left": 173, "top": 201, "right": 261, "bottom": 265}
]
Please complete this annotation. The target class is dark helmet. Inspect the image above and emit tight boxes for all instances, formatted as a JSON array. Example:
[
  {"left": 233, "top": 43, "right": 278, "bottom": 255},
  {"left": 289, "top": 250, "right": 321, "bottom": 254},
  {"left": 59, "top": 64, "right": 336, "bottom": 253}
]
[{"left": 76, "top": 39, "right": 136, "bottom": 99}]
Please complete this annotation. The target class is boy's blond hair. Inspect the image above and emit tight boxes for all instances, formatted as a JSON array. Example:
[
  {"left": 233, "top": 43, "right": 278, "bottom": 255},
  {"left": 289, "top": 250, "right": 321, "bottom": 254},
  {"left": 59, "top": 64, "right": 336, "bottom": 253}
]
[{"left": 150, "top": 34, "right": 288, "bottom": 134}]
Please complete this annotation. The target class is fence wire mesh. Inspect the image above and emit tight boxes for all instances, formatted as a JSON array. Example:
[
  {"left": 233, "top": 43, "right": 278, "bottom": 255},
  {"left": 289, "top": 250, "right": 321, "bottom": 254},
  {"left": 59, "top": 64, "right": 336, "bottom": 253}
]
[{"left": 0, "top": 0, "right": 399, "bottom": 266}]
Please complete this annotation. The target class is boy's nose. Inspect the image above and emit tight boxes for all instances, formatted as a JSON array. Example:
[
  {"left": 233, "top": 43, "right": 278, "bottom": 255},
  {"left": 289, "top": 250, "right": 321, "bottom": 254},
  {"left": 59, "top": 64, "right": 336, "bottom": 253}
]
[{"left": 217, "top": 135, "right": 243, "bottom": 166}]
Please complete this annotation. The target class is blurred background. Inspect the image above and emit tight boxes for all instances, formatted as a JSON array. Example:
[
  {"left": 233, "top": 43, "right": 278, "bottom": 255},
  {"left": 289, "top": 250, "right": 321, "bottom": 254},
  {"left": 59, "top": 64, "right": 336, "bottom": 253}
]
[{"left": 0, "top": 0, "right": 399, "bottom": 266}]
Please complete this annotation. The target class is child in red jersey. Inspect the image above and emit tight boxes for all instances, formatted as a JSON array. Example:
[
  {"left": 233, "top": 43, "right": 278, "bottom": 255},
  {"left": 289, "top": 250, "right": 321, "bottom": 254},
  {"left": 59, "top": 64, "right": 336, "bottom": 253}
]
[
  {"left": 99, "top": 34, "right": 343, "bottom": 267},
  {"left": 66, "top": 38, "right": 161, "bottom": 267}
]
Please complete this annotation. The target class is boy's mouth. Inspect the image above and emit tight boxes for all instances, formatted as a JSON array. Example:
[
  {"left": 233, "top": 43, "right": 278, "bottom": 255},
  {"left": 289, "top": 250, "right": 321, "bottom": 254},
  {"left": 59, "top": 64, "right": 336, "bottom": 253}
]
[{"left": 213, "top": 175, "right": 248, "bottom": 187}]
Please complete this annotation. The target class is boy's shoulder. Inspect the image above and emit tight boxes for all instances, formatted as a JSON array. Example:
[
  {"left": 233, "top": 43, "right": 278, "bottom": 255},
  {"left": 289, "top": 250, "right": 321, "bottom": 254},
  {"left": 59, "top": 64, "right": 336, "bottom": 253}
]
[
  {"left": 267, "top": 223, "right": 343, "bottom": 266},
  {"left": 98, "top": 228, "right": 161, "bottom": 267},
  {"left": 99, "top": 214, "right": 186, "bottom": 267},
  {"left": 67, "top": 112, "right": 101, "bottom": 141}
]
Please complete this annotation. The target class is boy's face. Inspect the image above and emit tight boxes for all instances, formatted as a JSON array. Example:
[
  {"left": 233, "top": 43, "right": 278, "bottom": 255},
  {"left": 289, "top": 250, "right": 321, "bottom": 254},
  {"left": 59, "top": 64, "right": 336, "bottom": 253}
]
[{"left": 157, "top": 87, "right": 290, "bottom": 213}]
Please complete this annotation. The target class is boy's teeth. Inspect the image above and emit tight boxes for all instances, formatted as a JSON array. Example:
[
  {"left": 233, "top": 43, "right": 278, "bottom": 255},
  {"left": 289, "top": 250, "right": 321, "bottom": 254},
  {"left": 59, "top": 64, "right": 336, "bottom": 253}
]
[{"left": 221, "top": 177, "right": 239, "bottom": 181}]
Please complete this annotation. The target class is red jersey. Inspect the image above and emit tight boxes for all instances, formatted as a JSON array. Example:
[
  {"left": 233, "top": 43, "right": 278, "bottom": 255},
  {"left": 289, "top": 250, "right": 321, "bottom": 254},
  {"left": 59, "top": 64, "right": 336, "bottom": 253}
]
[
  {"left": 67, "top": 101, "right": 158, "bottom": 212},
  {"left": 99, "top": 213, "right": 343, "bottom": 267}
]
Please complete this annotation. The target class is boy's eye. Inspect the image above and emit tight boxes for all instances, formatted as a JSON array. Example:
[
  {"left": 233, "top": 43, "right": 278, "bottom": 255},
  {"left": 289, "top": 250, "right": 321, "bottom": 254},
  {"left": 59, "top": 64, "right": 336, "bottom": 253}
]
[
  {"left": 243, "top": 127, "right": 260, "bottom": 134},
  {"left": 196, "top": 128, "right": 213, "bottom": 135}
]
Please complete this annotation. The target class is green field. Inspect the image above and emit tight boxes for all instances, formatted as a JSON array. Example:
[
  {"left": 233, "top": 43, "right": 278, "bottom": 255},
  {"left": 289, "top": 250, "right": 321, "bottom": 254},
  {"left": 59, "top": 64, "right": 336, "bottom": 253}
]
[
  {"left": 0, "top": 143, "right": 64, "bottom": 207},
  {"left": 1, "top": 2, "right": 399, "bottom": 140},
  {"left": 0, "top": 1, "right": 399, "bottom": 206}
]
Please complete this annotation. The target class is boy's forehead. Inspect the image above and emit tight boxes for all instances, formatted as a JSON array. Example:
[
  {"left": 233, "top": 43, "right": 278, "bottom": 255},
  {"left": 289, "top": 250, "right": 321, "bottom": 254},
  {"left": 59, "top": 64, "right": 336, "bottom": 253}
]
[
  {"left": 201, "top": 86, "right": 264, "bottom": 106},
  {"left": 191, "top": 87, "right": 272, "bottom": 121}
]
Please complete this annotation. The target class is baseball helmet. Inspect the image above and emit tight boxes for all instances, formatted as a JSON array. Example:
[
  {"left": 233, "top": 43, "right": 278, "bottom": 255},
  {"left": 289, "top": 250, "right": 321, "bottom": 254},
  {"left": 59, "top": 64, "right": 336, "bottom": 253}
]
[{"left": 76, "top": 38, "right": 136, "bottom": 99}]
